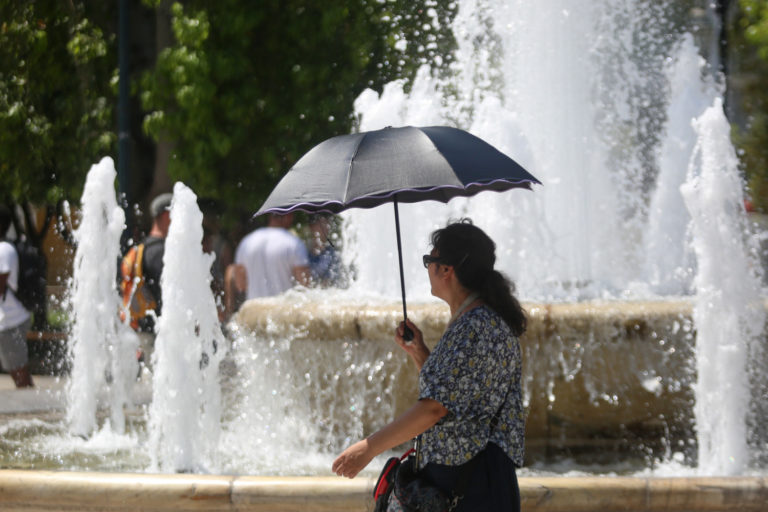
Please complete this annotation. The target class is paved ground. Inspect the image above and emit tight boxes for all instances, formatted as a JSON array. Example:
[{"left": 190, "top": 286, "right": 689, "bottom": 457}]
[
  {"left": 0, "top": 374, "right": 152, "bottom": 416},
  {"left": 0, "top": 375, "right": 68, "bottom": 415}
]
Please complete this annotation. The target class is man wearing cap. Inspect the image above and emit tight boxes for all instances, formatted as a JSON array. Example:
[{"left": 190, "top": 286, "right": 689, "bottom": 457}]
[
  {"left": 141, "top": 193, "right": 172, "bottom": 315},
  {"left": 120, "top": 193, "right": 172, "bottom": 363}
]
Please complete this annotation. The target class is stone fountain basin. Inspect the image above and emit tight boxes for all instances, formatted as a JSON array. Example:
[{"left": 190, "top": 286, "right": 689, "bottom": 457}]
[
  {"left": 0, "top": 470, "right": 766, "bottom": 511},
  {"left": 236, "top": 297, "right": 767, "bottom": 461}
]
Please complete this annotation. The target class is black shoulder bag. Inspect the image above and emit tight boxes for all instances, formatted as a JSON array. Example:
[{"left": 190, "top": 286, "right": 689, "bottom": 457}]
[{"left": 372, "top": 394, "right": 507, "bottom": 512}]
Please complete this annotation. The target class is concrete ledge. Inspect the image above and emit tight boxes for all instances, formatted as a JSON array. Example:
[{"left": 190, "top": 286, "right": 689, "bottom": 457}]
[
  {"left": 0, "top": 471, "right": 766, "bottom": 511},
  {"left": 522, "top": 476, "right": 768, "bottom": 511}
]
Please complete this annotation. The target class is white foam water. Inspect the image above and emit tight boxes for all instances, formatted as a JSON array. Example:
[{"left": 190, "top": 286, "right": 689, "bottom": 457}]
[
  {"left": 147, "top": 182, "right": 226, "bottom": 473},
  {"left": 681, "top": 99, "right": 766, "bottom": 475},
  {"left": 66, "top": 156, "right": 138, "bottom": 437},
  {"left": 217, "top": 289, "right": 406, "bottom": 476}
]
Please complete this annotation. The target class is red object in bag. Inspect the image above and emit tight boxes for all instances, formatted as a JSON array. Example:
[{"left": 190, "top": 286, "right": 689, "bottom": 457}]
[{"left": 373, "top": 448, "right": 415, "bottom": 501}]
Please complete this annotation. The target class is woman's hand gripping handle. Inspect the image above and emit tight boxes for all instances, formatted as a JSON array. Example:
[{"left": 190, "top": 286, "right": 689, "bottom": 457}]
[{"left": 396, "top": 319, "right": 430, "bottom": 371}]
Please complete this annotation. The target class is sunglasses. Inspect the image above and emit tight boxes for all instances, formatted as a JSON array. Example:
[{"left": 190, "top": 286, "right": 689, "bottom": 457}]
[
  {"left": 422, "top": 253, "right": 469, "bottom": 269},
  {"left": 422, "top": 254, "right": 444, "bottom": 268}
]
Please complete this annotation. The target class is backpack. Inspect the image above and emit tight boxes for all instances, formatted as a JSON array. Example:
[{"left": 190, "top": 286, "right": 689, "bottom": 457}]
[
  {"left": 120, "top": 243, "right": 159, "bottom": 331},
  {"left": 7, "top": 238, "right": 47, "bottom": 314}
]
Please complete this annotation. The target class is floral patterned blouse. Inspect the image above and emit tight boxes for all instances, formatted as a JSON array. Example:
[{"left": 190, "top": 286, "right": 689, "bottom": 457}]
[{"left": 417, "top": 305, "right": 525, "bottom": 469}]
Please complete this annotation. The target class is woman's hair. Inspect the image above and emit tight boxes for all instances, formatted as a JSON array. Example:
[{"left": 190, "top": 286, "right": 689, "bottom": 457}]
[{"left": 430, "top": 218, "right": 527, "bottom": 336}]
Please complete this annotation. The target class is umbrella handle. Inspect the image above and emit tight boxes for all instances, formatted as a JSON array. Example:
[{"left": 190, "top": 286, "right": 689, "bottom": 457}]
[{"left": 394, "top": 198, "right": 414, "bottom": 342}]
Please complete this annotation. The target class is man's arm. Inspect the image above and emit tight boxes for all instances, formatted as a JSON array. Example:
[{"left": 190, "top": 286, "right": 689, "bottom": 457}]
[
  {"left": 224, "top": 263, "right": 247, "bottom": 317},
  {"left": 292, "top": 265, "right": 311, "bottom": 287}
]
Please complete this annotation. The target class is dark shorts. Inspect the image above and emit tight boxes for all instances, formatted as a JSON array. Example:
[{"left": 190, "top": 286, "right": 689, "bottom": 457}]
[{"left": 420, "top": 443, "right": 521, "bottom": 512}]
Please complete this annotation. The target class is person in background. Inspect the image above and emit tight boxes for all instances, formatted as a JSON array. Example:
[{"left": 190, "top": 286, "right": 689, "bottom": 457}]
[
  {"left": 0, "top": 205, "right": 34, "bottom": 388},
  {"left": 225, "top": 213, "right": 310, "bottom": 317},
  {"left": 332, "top": 219, "right": 526, "bottom": 512},
  {"left": 120, "top": 193, "right": 172, "bottom": 364},
  {"left": 307, "top": 214, "right": 346, "bottom": 288},
  {"left": 200, "top": 199, "right": 234, "bottom": 321}
]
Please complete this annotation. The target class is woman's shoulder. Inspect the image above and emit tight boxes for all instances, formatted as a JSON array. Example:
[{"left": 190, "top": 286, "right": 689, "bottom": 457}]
[
  {"left": 464, "top": 304, "right": 507, "bottom": 328},
  {"left": 447, "top": 305, "right": 511, "bottom": 342}
]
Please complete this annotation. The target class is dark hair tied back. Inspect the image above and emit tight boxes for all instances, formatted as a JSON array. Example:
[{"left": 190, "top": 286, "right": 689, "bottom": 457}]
[{"left": 430, "top": 219, "right": 527, "bottom": 336}]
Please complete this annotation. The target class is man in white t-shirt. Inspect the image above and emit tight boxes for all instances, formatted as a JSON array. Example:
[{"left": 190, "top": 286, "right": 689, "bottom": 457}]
[
  {"left": 225, "top": 213, "right": 310, "bottom": 315},
  {"left": 0, "top": 206, "right": 34, "bottom": 388}
]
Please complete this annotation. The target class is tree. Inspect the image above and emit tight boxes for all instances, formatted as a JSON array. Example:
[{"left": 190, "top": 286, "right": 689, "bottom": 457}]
[
  {"left": 1, "top": 1, "right": 117, "bottom": 327},
  {"left": 741, "top": 0, "right": 768, "bottom": 57},
  {"left": 0, "top": 1, "right": 116, "bottom": 240},
  {"left": 734, "top": 0, "right": 768, "bottom": 211},
  {"left": 140, "top": 0, "right": 456, "bottom": 227}
]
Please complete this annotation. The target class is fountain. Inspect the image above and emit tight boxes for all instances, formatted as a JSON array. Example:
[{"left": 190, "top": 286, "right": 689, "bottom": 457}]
[
  {"left": 66, "top": 157, "right": 139, "bottom": 438},
  {"left": 682, "top": 99, "right": 766, "bottom": 475},
  {"left": 1, "top": 0, "right": 768, "bottom": 510},
  {"left": 147, "top": 182, "right": 226, "bottom": 473}
]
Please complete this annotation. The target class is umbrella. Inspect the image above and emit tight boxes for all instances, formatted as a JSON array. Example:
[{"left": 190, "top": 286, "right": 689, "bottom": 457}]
[{"left": 257, "top": 125, "right": 540, "bottom": 339}]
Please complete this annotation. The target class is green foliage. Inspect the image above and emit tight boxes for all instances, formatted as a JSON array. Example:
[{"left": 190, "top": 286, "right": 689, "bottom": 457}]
[
  {"left": 140, "top": 0, "right": 457, "bottom": 223},
  {"left": 742, "top": 0, "right": 768, "bottom": 58},
  {"left": 734, "top": 0, "right": 768, "bottom": 211},
  {"left": 0, "top": 2, "right": 116, "bottom": 209},
  {"left": 738, "top": 113, "right": 768, "bottom": 209}
]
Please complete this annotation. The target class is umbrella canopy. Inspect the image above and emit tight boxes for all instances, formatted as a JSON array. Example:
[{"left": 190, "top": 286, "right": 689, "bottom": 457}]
[
  {"left": 256, "top": 125, "right": 540, "bottom": 339},
  {"left": 257, "top": 125, "right": 540, "bottom": 215}
]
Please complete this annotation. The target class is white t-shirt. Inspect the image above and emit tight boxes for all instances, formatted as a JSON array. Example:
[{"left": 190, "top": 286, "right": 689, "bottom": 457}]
[
  {"left": 234, "top": 227, "right": 309, "bottom": 299},
  {"left": 0, "top": 241, "right": 31, "bottom": 330}
]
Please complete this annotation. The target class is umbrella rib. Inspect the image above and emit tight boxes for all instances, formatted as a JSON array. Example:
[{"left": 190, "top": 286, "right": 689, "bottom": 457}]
[{"left": 342, "top": 133, "right": 367, "bottom": 204}]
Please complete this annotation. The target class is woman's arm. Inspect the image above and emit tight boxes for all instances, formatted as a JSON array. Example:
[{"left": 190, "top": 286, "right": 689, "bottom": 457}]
[{"left": 332, "top": 398, "right": 448, "bottom": 479}]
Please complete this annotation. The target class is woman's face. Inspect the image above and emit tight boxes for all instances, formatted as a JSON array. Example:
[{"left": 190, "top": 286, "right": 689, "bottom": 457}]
[{"left": 426, "top": 248, "right": 444, "bottom": 299}]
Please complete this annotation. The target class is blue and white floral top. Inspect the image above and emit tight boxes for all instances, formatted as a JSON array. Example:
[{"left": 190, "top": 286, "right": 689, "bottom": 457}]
[{"left": 417, "top": 305, "right": 525, "bottom": 469}]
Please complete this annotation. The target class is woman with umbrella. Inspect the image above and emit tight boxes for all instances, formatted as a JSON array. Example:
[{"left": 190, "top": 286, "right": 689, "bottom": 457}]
[{"left": 332, "top": 219, "right": 526, "bottom": 511}]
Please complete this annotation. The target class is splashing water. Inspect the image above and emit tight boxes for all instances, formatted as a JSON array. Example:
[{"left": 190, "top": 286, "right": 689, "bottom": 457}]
[
  {"left": 67, "top": 157, "right": 138, "bottom": 437},
  {"left": 147, "top": 183, "right": 226, "bottom": 473},
  {"left": 343, "top": 1, "right": 722, "bottom": 302},
  {"left": 642, "top": 34, "right": 713, "bottom": 296},
  {"left": 681, "top": 99, "right": 766, "bottom": 475},
  {"left": 219, "top": 307, "right": 403, "bottom": 475}
]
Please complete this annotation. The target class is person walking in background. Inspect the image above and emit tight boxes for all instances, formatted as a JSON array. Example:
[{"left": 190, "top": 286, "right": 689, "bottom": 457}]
[
  {"left": 200, "top": 199, "right": 234, "bottom": 320},
  {"left": 333, "top": 219, "right": 526, "bottom": 512},
  {"left": 307, "top": 214, "right": 347, "bottom": 288},
  {"left": 120, "top": 192, "right": 172, "bottom": 364},
  {"left": 0, "top": 206, "right": 34, "bottom": 388},
  {"left": 225, "top": 213, "right": 310, "bottom": 316}
]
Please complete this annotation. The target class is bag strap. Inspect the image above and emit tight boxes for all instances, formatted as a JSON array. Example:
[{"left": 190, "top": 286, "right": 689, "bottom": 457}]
[
  {"left": 135, "top": 243, "right": 146, "bottom": 279},
  {"left": 451, "top": 389, "right": 508, "bottom": 503}
]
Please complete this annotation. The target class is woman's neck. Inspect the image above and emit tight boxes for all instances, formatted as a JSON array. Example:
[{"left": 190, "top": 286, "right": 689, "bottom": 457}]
[{"left": 447, "top": 289, "right": 480, "bottom": 323}]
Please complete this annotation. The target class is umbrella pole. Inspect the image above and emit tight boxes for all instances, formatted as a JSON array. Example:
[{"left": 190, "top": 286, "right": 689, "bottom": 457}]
[{"left": 393, "top": 198, "right": 414, "bottom": 341}]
